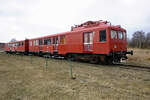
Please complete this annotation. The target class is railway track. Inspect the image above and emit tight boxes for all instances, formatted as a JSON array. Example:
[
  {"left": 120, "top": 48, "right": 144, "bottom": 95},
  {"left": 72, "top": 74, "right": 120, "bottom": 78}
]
[
  {"left": 113, "top": 63, "right": 150, "bottom": 72},
  {"left": 2, "top": 52, "right": 150, "bottom": 72}
]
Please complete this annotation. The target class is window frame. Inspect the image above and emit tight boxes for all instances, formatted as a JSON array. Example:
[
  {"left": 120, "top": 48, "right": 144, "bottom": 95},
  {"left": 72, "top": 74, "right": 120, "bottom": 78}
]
[
  {"left": 22, "top": 42, "right": 24, "bottom": 46},
  {"left": 60, "top": 35, "right": 66, "bottom": 44},
  {"left": 30, "top": 41, "right": 32, "bottom": 46},
  {"left": 39, "top": 39, "right": 43, "bottom": 45},
  {"left": 34, "top": 40, "right": 39, "bottom": 46},
  {"left": 44, "top": 39, "right": 48, "bottom": 45},
  {"left": 99, "top": 30, "right": 107, "bottom": 42},
  {"left": 111, "top": 30, "right": 117, "bottom": 39},
  {"left": 118, "top": 31, "right": 123, "bottom": 40},
  {"left": 47, "top": 38, "right": 51, "bottom": 45},
  {"left": 53, "top": 37, "right": 58, "bottom": 44},
  {"left": 83, "top": 32, "right": 93, "bottom": 44},
  {"left": 123, "top": 32, "right": 126, "bottom": 40}
]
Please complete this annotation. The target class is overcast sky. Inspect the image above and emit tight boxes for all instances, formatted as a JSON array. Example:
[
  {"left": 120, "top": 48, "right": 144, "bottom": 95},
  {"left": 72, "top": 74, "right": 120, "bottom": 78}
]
[{"left": 0, "top": 0, "right": 150, "bottom": 42}]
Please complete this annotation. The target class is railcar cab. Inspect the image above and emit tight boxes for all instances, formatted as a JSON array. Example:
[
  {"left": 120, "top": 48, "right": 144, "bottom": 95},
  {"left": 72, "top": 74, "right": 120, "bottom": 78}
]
[
  {"left": 108, "top": 26, "right": 133, "bottom": 62},
  {"left": 72, "top": 20, "right": 133, "bottom": 63},
  {"left": 109, "top": 26, "right": 127, "bottom": 52}
]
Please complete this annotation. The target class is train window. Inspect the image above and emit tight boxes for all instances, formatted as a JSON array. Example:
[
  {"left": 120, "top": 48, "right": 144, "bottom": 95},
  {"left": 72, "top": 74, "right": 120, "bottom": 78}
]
[
  {"left": 33, "top": 40, "right": 36, "bottom": 46},
  {"left": 47, "top": 38, "right": 51, "bottom": 45},
  {"left": 111, "top": 30, "right": 117, "bottom": 39},
  {"left": 39, "top": 39, "right": 43, "bottom": 45},
  {"left": 56, "top": 37, "right": 58, "bottom": 44},
  {"left": 84, "top": 32, "right": 93, "bottom": 43},
  {"left": 89, "top": 32, "right": 93, "bottom": 43},
  {"left": 18, "top": 42, "right": 20, "bottom": 46},
  {"left": 84, "top": 33, "right": 88, "bottom": 43},
  {"left": 118, "top": 31, "right": 123, "bottom": 40},
  {"left": 53, "top": 37, "right": 58, "bottom": 44},
  {"left": 35, "top": 40, "right": 38, "bottom": 46},
  {"left": 123, "top": 32, "right": 126, "bottom": 40},
  {"left": 100, "top": 30, "right": 106, "bottom": 42},
  {"left": 22, "top": 42, "right": 23, "bottom": 46},
  {"left": 44, "top": 39, "right": 48, "bottom": 45},
  {"left": 53, "top": 37, "right": 55, "bottom": 44},
  {"left": 60, "top": 35, "right": 65, "bottom": 44},
  {"left": 30, "top": 41, "right": 32, "bottom": 46}
]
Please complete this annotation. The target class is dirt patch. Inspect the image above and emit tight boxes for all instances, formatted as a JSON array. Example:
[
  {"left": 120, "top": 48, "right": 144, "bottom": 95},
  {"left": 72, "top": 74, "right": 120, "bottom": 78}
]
[{"left": 148, "top": 57, "right": 150, "bottom": 61}]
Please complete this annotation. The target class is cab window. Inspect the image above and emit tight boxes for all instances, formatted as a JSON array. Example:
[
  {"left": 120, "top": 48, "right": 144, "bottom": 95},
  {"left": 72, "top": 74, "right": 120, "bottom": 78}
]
[
  {"left": 123, "top": 32, "right": 126, "bottom": 40},
  {"left": 100, "top": 30, "right": 106, "bottom": 42},
  {"left": 118, "top": 31, "right": 123, "bottom": 40},
  {"left": 111, "top": 30, "right": 117, "bottom": 39}
]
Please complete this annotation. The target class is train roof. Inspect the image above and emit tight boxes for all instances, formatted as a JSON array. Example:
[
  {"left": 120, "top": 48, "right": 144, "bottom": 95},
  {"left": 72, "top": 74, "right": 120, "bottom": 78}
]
[
  {"left": 6, "top": 39, "right": 27, "bottom": 44},
  {"left": 29, "top": 32, "right": 69, "bottom": 40},
  {"left": 71, "top": 20, "right": 126, "bottom": 32}
]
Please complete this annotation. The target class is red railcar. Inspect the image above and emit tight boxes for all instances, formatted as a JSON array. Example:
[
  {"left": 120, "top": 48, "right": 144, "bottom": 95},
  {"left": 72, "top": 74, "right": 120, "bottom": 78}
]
[
  {"left": 27, "top": 21, "right": 133, "bottom": 63},
  {"left": 5, "top": 39, "right": 29, "bottom": 54},
  {"left": 5, "top": 20, "right": 133, "bottom": 64}
]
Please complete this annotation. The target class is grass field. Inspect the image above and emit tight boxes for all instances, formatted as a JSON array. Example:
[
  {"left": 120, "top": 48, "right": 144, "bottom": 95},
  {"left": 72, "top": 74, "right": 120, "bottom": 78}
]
[
  {"left": 128, "top": 48, "right": 150, "bottom": 66},
  {"left": 0, "top": 49, "right": 150, "bottom": 100}
]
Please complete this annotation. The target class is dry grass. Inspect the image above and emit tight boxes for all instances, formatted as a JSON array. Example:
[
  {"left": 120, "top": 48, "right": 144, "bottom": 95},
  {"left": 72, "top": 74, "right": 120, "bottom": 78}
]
[
  {"left": 0, "top": 52, "right": 150, "bottom": 100},
  {"left": 127, "top": 48, "right": 150, "bottom": 66}
]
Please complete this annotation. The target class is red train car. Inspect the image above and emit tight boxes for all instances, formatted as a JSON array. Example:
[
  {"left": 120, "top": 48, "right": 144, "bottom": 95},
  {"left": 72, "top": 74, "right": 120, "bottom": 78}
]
[
  {"left": 5, "top": 39, "right": 29, "bottom": 55},
  {"left": 29, "top": 33, "right": 66, "bottom": 55},
  {"left": 27, "top": 20, "right": 133, "bottom": 64}
]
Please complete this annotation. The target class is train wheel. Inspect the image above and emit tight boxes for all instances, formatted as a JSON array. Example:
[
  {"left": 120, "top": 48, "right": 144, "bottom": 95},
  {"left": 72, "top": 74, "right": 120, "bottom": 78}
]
[
  {"left": 100, "top": 56, "right": 113, "bottom": 65},
  {"left": 107, "top": 58, "right": 113, "bottom": 65},
  {"left": 90, "top": 57, "right": 99, "bottom": 64},
  {"left": 105, "top": 57, "right": 113, "bottom": 65}
]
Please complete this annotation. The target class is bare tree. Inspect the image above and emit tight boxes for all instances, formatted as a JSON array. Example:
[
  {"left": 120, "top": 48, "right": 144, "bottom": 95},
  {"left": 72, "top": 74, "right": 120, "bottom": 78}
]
[
  {"left": 131, "top": 31, "right": 145, "bottom": 48},
  {"left": 10, "top": 38, "right": 17, "bottom": 42},
  {"left": 146, "top": 32, "right": 150, "bottom": 48}
]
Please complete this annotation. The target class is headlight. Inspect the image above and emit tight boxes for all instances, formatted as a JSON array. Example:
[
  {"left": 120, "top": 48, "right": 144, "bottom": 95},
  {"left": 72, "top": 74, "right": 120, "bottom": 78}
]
[{"left": 114, "top": 45, "right": 117, "bottom": 48}]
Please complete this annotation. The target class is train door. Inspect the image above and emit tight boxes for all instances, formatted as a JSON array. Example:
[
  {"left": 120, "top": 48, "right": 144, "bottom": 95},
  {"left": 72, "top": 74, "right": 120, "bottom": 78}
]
[
  {"left": 83, "top": 32, "right": 93, "bottom": 52},
  {"left": 39, "top": 39, "right": 43, "bottom": 52},
  {"left": 53, "top": 37, "right": 58, "bottom": 52}
]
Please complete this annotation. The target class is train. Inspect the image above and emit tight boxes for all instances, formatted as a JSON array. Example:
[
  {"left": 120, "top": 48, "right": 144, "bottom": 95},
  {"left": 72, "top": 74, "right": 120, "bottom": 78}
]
[{"left": 5, "top": 20, "right": 133, "bottom": 64}]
